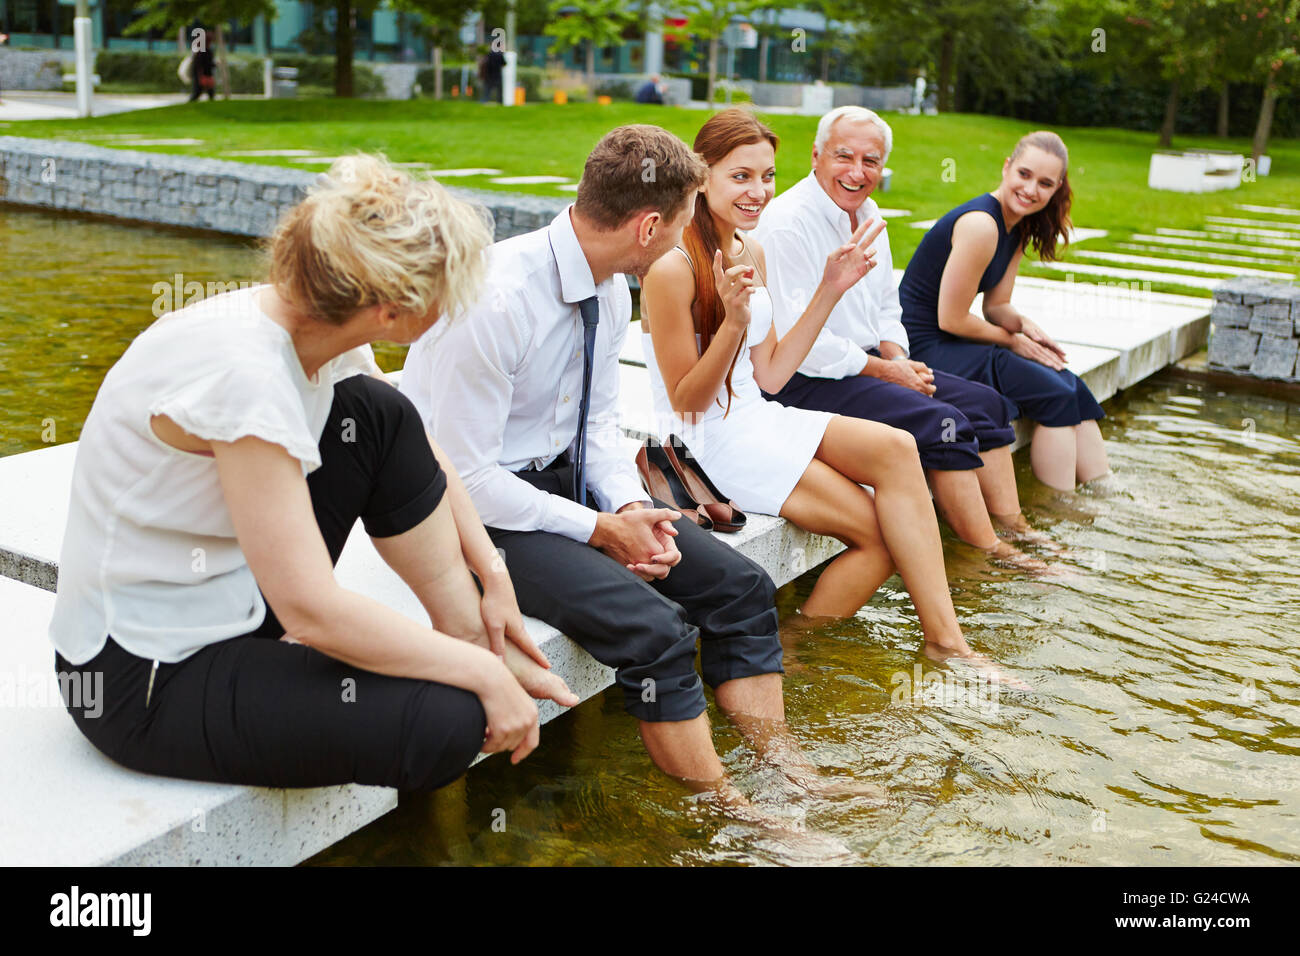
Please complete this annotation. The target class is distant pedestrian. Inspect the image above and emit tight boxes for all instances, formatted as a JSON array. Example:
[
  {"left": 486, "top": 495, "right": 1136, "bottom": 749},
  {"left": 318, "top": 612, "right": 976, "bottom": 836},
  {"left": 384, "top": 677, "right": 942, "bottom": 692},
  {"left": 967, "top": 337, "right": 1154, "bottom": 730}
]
[
  {"left": 636, "top": 74, "right": 666, "bottom": 105},
  {"left": 188, "top": 23, "right": 216, "bottom": 102},
  {"left": 479, "top": 48, "right": 505, "bottom": 104},
  {"left": 0, "top": 32, "right": 9, "bottom": 104}
]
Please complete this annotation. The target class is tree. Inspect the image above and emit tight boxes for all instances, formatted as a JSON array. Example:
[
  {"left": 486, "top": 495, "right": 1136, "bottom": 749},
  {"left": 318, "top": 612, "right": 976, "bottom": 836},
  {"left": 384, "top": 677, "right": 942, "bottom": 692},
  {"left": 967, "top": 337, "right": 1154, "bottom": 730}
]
[
  {"left": 125, "top": 0, "right": 276, "bottom": 100},
  {"left": 392, "top": 0, "right": 478, "bottom": 98},
  {"left": 676, "top": 0, "right": 758, "bottom": 106},
  {"left": 851, "top": 0, "right": 1058, "bottom": 113},
  {"left": 1239, "top": 0, "right": 1300, "bottom": 162},
  {"left": 545, "top": 0, "right": 637, "bottom": 91}
]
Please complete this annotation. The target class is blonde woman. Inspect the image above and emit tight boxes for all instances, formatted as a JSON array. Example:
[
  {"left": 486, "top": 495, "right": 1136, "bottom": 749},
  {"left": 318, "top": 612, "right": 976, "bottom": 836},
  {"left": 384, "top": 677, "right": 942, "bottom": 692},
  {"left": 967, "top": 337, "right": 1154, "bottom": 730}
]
[{"left": 49, "top": 156, "right": 576, "bottom": 790}]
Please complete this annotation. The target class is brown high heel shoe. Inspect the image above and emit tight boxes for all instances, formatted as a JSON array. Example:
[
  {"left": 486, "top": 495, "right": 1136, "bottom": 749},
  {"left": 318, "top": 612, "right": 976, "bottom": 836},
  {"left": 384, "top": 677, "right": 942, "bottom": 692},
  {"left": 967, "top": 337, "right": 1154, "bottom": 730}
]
[
  {"left": 662, "top": 436, "right": 747, "bottom": 533},
  {"left": 636, "top": 441, "right": 714, "bottom": 531}
]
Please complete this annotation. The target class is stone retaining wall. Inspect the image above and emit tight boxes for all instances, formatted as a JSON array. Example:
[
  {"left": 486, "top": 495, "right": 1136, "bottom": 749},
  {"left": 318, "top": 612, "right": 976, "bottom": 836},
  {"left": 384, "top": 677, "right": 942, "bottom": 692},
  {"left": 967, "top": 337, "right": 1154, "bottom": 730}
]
[
  {"left": 1208, "top": 277, "right": 1300, "bottom": 381},
  {"left": 0, "top": 135, "right": 568, "bottom": 241},
  {"left": 0, "top": 49, "right": 64, "bottom": 92}
]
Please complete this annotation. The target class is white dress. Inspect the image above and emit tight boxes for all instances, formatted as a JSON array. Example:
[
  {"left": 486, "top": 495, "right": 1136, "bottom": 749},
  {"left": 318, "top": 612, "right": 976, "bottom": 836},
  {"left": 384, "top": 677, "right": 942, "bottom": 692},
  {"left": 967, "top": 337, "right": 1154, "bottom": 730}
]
[{"left": 643, "top": 281, "right": 834, "bottom": 517}]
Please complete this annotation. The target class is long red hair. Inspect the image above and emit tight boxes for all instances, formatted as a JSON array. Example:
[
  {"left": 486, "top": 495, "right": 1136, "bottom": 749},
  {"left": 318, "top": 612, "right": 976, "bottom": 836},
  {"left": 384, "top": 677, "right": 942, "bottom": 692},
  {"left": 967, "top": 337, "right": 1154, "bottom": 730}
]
[{"left": 681, "top": 108, "right": 779, "bottom": 415}]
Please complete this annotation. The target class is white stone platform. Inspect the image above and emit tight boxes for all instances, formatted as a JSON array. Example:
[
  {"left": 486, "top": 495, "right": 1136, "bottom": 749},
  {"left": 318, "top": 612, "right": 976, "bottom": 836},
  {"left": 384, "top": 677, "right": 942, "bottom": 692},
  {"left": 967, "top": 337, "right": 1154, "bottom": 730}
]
[{"left": 0, "top": 575, "right": 396, "bottom": 866}]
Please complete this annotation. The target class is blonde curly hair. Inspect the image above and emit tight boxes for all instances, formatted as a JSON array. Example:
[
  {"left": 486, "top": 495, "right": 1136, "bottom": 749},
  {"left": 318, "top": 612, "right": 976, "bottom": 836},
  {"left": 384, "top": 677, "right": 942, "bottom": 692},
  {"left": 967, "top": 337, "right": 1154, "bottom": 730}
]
[{"left": 267, "top": 153, "right": 492, "bottom": 326}]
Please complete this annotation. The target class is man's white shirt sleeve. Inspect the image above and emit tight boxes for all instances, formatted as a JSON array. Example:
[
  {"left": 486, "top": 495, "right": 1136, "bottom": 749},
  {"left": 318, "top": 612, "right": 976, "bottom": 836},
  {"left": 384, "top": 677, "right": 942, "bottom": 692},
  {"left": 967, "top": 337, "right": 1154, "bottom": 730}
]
[{"left": 403, "top": 296, "right": 600, "bottom": 544}]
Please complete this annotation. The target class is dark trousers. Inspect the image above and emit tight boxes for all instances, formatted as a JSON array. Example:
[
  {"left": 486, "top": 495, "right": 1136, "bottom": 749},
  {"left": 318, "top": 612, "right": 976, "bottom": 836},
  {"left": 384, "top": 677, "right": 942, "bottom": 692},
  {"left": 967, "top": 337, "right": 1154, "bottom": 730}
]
[
  {"left": 55, "top": 375, "right": 487, "bottom": 792},
  {"left": 765, "top": 358, "right": 1017, "bottom": 471},
  {"left": 488, "top": 457, "right": 782, "bottom": 723}
]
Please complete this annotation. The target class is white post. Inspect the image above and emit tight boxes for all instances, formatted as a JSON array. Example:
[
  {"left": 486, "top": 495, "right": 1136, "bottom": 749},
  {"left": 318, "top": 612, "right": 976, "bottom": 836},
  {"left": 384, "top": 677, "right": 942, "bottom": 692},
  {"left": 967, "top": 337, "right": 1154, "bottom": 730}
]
[
  {"left": 644, "top": 3, "right": 664, "bottom": 76},
  {"left": 263, "top": 58, "right": 273, "bottom": 99},
  {"left": 502, "top": 50, "right": 517, "bottom": 106},
  {"left": 74, "top": 0, "right": 93, "bottom": 118}
]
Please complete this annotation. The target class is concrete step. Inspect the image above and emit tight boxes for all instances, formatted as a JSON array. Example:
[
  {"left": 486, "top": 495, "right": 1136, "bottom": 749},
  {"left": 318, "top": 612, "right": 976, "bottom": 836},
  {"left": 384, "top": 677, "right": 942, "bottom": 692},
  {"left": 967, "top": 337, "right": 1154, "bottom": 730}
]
[{"left": 0, "top": 575, "right": 396, "bottom": 866}]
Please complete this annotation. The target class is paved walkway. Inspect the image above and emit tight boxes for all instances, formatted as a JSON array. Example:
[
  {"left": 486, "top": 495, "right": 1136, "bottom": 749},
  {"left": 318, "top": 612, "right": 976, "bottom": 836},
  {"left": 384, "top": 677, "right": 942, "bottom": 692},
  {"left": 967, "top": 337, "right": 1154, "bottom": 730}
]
[{"left": 0, "top": 91, "right": 188, "bottom": 121}]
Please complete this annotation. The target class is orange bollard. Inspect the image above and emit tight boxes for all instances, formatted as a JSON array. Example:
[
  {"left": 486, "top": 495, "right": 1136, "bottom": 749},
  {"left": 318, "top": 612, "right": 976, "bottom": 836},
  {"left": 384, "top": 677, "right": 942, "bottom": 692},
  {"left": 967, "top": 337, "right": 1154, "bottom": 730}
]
[
  {"left": 451, "top": 84, "right": 459, "bottom": 98},
  {"left": 515, "top": 86, "right": 526, "bottom": 105},
  {"left": 596, "top": 95, "right": 612, "bottom": 105},
  {"left": 553, "top": 90, "right": 567, "bottom": 105}
]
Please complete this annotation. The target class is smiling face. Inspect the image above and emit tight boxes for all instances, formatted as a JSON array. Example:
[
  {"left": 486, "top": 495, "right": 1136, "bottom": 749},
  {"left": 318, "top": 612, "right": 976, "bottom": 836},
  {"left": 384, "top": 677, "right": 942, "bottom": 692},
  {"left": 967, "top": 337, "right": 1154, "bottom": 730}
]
[
  {"left": 703, "top": 140, "right": 777, "bottom": 235},
  {"left": 812, "top": 118, "right": 886, "bottom": 215},
  {"left": 1000, "top": 146, "right": 1065, "bottom": 217}
]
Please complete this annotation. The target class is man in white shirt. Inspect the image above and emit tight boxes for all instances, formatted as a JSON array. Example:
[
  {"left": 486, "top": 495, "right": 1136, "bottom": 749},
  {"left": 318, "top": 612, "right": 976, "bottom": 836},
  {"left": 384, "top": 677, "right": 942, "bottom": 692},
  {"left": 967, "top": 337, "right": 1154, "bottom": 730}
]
[
  {"left": 754, "top": 106, "right": 1040, "bottom": 551},
  {"left": 402, "top": 126, "right": 802, "bottom": 795}
]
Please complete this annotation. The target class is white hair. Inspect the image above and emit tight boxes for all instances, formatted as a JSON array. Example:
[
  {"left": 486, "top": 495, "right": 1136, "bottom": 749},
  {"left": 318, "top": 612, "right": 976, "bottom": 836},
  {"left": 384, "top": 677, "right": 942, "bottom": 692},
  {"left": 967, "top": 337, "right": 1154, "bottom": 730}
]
[{"left": 814, "top": 106, "right": 893, "bottom": 162}]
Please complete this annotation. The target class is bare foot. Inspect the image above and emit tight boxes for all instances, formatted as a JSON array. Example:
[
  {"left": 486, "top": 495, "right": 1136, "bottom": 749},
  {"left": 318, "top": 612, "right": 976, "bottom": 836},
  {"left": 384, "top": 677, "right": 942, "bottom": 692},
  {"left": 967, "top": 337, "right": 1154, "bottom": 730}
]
[
  {"left": 981, "top": 540, "right": 1052, "bottom": 574},
  {"left": 779, "top": 765, "right": 889, "bottom": 803},
  {"left": 923, "top": 642, "right": 1032, "bottom": 692}
]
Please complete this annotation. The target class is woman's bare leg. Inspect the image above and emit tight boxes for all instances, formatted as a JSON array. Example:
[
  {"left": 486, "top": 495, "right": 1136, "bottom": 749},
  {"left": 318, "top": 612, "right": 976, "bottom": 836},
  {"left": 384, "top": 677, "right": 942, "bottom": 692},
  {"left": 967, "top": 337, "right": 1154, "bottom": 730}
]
[
  {"left": 780, "top": 458, "right": 894, "bottom": 618},
  {"left": 372, "top": 500, "right": 573, "bottom": 703},
  {"left": 1030, "top": 423, "right": 1079, "bottom": 491},
  {"left": 806, "top": 417, "right": 969, "bottom": 653},
  {"left": 1075, "top": 420, "right": 1110, "bottom": 483}
]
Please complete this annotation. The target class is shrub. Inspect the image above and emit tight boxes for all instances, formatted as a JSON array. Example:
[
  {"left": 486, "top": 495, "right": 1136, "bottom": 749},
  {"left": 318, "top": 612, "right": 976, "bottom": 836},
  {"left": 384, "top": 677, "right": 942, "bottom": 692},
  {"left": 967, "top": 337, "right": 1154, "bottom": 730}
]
[
  {"left": 92, "top": 49, "right": 385, "bottom": 97},
  {"left": 414, "top": 64, "right": 544, "bottom": 101}
]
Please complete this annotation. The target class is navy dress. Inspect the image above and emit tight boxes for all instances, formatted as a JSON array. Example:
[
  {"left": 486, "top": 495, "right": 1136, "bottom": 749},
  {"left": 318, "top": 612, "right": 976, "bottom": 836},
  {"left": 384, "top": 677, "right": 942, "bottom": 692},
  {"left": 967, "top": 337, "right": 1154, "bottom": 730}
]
[{"left": 898, "top": 193, "right": 1103, "bottom": 428}]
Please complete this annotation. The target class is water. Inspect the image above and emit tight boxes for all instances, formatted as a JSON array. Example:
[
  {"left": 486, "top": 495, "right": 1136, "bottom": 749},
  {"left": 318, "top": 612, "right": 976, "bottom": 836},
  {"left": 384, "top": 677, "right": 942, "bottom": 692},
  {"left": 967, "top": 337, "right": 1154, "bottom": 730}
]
[
  {"left": 3, "top": 207, "right": 1298, "bottom": 865},
  {"left": 310, "top": 379, "right": 1299, "bottom": 865}
]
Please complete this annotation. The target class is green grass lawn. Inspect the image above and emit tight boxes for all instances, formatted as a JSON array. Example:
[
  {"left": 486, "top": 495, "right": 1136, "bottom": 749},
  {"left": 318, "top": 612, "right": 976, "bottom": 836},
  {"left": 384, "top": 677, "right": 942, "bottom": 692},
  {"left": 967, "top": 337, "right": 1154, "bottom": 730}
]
[{"left": 3, "top": 99, "right": 1297, "bottom": 295}]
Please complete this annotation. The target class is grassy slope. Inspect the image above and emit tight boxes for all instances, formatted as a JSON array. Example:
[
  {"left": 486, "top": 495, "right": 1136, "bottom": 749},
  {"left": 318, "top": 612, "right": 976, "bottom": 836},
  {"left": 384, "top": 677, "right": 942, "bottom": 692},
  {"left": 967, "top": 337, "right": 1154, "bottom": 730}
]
[{"left": 4, "top": 100, "right": 1297, "bottom": 294}]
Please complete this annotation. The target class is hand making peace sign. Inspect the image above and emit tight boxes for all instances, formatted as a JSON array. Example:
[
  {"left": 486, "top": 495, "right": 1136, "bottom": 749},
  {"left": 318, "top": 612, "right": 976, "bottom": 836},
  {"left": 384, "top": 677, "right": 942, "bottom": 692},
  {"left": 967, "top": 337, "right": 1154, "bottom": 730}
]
[{"left": 822, "top": 216, "right": 888, "bottom": 295}]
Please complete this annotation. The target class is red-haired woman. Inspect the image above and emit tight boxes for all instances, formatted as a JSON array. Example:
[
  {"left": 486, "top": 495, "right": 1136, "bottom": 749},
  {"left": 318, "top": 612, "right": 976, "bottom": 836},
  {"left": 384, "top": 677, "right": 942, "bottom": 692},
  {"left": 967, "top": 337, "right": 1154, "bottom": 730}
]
[
  {"left": 898, "top": 132, "right": 1109, "bottom": 491},
  {"left": 641, "top": 109, "right": 999, "bottom": 671}
]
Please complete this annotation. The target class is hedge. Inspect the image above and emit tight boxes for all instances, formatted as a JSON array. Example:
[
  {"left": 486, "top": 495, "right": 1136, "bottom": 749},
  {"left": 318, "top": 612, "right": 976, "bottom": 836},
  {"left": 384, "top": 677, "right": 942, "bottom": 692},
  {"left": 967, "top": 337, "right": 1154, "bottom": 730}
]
[{"left": 93, "top": 49, "right": 385, "bottom": 97}]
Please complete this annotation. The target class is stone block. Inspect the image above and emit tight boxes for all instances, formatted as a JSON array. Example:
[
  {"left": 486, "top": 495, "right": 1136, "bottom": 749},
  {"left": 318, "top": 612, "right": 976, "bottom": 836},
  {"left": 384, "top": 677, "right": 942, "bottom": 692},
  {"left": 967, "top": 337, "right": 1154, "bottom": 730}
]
[
  {"left": 1248, "top": 313, "right": 1293, "bottom": 337},
  {"left": 1249, "top": 335, "right": 1299, "bottom": 379},
  {"left": 1211, "top": 301, "right": 1252, "bottom": 328},
  {"left": 1253, "top": 301, "right": 1292, "bottom": 321},
  {"left": 1207, "top": 328, "right": 1259, "bottom": 369}
]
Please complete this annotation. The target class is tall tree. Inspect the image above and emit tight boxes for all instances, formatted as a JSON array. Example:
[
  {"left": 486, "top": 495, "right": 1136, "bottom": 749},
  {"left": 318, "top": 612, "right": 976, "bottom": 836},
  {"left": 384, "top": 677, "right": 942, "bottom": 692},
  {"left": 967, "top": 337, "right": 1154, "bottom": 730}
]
[
  {"left": 676, "top": 0, "right": 758, "bottom": 106},
  {"left": 125, "top": 0, "right": 276, "bottom": 100},
  {"left": 544, "top": 0, "right": 637, "bottom": 91},
  {"left": 1240, "top": 0, "right": 1300, "bottom": 162}
]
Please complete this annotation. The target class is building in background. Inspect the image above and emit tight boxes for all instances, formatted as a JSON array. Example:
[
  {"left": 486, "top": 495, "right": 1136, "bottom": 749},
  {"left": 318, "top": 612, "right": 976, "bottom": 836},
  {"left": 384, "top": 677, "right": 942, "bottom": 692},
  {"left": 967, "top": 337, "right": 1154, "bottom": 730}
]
[{"left": 0, "top": 1, "right": 858, "bottom": 85}]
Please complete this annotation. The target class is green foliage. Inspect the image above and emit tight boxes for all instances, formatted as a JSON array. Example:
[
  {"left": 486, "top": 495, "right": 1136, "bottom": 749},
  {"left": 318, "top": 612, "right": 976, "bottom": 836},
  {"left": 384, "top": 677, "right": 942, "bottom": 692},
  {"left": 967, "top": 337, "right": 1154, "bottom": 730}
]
[
  {"left": 414, "top": 64, "right": 546, "bottom": 100},
  {"left": 91, "top": 49, "right": 385, "bottom": 97},
  {"left": 543, "top": 0, "right": 637, "bottom": 56}
]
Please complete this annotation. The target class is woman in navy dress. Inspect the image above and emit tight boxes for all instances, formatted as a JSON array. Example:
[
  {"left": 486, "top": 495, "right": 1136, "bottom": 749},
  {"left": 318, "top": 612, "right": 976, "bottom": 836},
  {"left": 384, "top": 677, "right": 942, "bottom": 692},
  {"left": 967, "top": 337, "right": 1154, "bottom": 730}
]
[{"left": 898, "top": 131, "right": 1109, "bottom": 491}]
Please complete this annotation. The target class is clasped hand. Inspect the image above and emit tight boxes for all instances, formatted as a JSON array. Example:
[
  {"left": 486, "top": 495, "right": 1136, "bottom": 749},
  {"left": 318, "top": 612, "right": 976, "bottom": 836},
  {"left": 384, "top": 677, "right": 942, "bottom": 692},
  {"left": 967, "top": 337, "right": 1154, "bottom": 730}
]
[{"left": 591, "top": 503, "right": 683, "bottom": 581}]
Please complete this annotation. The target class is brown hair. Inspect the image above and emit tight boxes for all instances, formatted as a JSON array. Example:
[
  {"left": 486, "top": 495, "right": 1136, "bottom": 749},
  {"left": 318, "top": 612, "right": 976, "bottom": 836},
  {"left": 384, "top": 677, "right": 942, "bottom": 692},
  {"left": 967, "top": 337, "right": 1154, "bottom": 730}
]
[
  {"left": 267, "top": 153, "right": 491, "bottom": 326},
  {"left": 574, "top": 124, "right": 708, "bottom": 231},
  {"left": 1008, "top": 131, "right": 1072, "bottom": 263},
  {"left": 682, "top": 108, "right": 779, "bottom": 415}
]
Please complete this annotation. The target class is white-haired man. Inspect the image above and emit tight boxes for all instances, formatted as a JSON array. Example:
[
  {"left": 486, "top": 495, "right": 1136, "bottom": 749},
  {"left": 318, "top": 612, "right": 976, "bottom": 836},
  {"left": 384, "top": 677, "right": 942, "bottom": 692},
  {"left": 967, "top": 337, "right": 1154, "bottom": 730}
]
[{"left": 754, "top": 106, "right": 1044, "bottom": 556}]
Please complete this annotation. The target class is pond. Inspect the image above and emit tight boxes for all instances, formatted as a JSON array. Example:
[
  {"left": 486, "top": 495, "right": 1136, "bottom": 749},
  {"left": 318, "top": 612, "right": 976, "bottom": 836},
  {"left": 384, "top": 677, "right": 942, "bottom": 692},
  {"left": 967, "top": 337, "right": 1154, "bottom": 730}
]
[{"left": 3, "top": 206, "right": 1297, "bottom": 865}]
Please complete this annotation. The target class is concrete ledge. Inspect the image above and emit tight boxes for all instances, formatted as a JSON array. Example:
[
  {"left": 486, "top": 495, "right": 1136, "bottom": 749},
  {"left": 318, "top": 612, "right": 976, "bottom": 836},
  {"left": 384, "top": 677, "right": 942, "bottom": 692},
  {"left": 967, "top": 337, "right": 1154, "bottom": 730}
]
[{"left": 0, "top": 575, "right": 396, "bottom": 866}]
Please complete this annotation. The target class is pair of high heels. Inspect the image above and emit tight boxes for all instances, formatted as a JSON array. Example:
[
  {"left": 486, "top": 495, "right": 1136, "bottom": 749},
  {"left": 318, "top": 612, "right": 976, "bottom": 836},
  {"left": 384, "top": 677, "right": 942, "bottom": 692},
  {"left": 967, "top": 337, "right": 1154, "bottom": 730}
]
[{"left": 635, "top": 437, "right": 747, "bottom": 533}]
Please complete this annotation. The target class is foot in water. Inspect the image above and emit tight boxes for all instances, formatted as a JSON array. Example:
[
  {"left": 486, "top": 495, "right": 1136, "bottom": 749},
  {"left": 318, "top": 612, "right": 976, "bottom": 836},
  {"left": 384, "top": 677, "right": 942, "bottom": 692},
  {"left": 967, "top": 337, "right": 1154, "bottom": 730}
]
[
  {"left": 981, "top": 539, "right": 1053, "bottom": 574},
  {"left": 992, "top": 511, "right": 1065, "bottom": 553},
  {"left": 923, "top": 642, "right": 1033, "bottom": 693}
]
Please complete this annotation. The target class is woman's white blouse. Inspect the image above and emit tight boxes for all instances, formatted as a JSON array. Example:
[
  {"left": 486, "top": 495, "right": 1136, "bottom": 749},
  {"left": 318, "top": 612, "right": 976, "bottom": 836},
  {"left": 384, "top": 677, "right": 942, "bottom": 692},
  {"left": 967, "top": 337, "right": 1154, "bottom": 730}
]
[{"left": 48, "top": 285, "right": 380, "bottom": 666}]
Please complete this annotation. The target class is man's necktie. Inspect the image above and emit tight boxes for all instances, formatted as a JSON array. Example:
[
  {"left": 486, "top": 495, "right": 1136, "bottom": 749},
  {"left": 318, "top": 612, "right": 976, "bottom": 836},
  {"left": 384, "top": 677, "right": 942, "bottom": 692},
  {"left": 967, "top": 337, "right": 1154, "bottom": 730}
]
[{"left": 572, "top": 295, "right": 600, "bottom": 505}]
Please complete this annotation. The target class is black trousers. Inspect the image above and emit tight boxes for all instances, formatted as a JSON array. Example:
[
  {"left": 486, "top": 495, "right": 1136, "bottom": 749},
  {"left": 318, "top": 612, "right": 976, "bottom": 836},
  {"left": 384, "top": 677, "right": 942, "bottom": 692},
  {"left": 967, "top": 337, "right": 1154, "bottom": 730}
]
[
  {"left": 488, "top": 457, "right": 783, "bottom": 723},
  {"left": 55, "top": 375, "right": 487, "bottom": 792}
]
